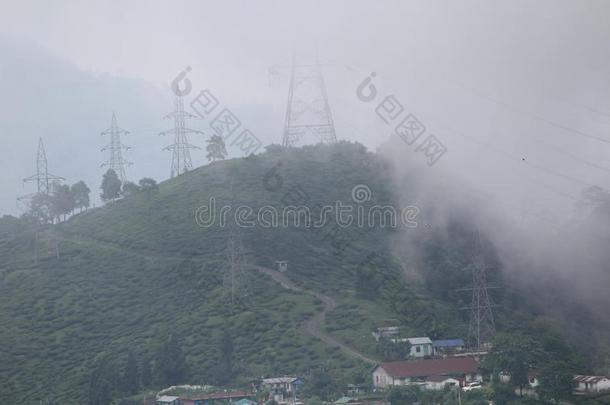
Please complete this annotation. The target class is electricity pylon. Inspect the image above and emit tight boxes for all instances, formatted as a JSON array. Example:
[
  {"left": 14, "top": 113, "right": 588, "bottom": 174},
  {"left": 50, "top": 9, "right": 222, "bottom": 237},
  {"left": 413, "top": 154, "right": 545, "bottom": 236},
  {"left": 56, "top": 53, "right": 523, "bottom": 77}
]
[
  {"left": 21, "top": 138, "right": 64, "bottom": 262},
  {"left": 22, "top": 138, "right": 64, "bottom": 197},
  {"left": 224, "top": 224, "right": 249, "bottom": 313},
  {"left": 223, "top": 182, "right": 249, "bottom": 313},
  {"left": 282, "top": 56, "right": 338, "bottom": 147},
  {"left": 101, "top": 112, "right": 132, "bottom": 183},
  {"left": 160, "top": 96, "right": 203, "bottom": 178},
  {"left": 459, "top": 231, "right": 499, "bottom": 352}
]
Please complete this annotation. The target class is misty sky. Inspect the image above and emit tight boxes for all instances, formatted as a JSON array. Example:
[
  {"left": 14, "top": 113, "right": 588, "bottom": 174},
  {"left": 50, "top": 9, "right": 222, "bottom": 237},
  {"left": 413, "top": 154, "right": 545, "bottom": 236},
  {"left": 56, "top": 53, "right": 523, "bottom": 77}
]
[{"left": 1, "top": 0, "right": 610, "bottom": 223}]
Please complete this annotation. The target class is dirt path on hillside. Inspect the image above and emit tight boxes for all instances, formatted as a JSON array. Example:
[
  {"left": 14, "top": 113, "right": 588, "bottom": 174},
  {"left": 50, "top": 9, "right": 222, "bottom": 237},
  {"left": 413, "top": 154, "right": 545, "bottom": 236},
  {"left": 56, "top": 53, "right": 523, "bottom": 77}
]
[
  {"left": 52, "top": 232, "right": 378, "bottom": 365},
  {"left": 255, "top": 266, "right": 378, "bottom": 365}
]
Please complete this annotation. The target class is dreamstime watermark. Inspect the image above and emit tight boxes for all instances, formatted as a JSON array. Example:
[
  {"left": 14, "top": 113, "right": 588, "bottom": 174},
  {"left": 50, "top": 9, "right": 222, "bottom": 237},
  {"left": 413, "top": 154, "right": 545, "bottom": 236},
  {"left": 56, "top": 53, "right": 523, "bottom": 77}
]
[
  {"left": 259, "top": 161, "right": 423, "bottom": 268},
  {"left": 195, "top": 184, "right": 419, "bottom": 229},
  {"left": 171, "top": 66, "right": 263, "bottom": 156},
  {"left": 356, "top": 72, "right": 447, "bottom": 166}
]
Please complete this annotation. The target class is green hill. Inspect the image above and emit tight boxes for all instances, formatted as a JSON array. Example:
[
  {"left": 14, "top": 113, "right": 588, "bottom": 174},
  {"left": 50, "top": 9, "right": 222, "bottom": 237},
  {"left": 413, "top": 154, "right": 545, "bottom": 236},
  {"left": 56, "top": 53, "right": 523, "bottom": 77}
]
[{"left": 0, "top": 142, "right": 595, "bottom": 404}]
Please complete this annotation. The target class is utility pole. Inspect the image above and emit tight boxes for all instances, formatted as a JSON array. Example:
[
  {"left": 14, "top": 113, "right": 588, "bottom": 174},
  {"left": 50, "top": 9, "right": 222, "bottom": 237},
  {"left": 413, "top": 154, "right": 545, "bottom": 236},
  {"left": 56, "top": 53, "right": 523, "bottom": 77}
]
[
  {"left": 282, "top": 56, "right": 338, "bottom": 147},
  {"left": 458, "top": 231, "right": 499, "bottom": 352},
  {"left": 101, "top": 112, "right": 132, "bottom": 183},
  {"left": 160, "top": 96, "right": 203, "bottom": 178}
]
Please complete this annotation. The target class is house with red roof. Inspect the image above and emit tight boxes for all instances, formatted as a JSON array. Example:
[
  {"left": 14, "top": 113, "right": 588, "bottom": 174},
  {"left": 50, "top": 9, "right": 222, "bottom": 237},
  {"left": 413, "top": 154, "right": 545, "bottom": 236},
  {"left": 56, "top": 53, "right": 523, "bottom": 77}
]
[{"left": 372, "top": 356, "right": 482, "bottom": 390}]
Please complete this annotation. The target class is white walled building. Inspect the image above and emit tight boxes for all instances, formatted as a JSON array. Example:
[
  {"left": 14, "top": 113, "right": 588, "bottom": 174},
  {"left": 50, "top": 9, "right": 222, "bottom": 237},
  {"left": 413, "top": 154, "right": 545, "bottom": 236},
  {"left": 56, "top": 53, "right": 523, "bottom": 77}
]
[
  {"left": 372, "top": 356, "right": 481, "bottom": 390},
  {"left": 407, "top": 337, "right": 433, "bottom": 358},
  {"left": 574, "top": 375, "right": 610, "bottom": 393}
]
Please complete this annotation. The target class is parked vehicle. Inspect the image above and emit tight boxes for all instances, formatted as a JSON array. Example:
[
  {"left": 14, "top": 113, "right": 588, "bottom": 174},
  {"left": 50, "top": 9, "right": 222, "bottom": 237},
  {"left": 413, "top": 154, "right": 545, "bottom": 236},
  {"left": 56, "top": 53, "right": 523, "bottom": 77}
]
[{"left": 462, "top": 382, "right": 482, "bottom": 392}]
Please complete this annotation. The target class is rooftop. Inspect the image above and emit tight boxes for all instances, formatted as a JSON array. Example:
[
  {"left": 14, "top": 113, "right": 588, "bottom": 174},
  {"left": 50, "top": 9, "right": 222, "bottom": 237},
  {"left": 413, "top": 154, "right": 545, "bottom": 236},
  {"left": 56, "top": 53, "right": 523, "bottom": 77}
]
[
  {"left": 574, "top": 375, "right": 609, "bottom": 383},
  {"left": 375, "top": 356, "right": 479, "bottom": 378},
  {"left": 407, "top": 337, "right": 432, "bottom": 345},
  {"left": 262, "top": 376, "right": 299, "bottom": 384},
  {"left": 335, "top": 397, "right": 358, "bottom": 404},
  {"left": 189, "top": 390, "right": 252, "bottom": 401},
  {"left": 432, "top": 339, "right": 465, "bottom": 348},
  {"left": 157, "top": 396, "right": 180, "bottom": 403},
  {"left": 234, "top": 399, "right": 257, "bottom": 405}
]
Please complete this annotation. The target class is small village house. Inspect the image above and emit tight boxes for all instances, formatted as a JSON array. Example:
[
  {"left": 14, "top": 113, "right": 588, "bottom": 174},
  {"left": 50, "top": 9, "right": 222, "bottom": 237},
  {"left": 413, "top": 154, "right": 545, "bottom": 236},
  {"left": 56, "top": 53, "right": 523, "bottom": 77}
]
[
  {"left": 372, "top": 356, "right": 482, "bottom": 390},
  {"left": 347, "top": 383, "right": 366, "bottom": 396},
  {"left": 372, "top": 326, "right": 400, "bottom": 342},
  {"left": 407, "top": 337, "right": 433, "bottom": 358},
  {"left": 574, "top": 375, "right": 610, "bottom": 394},
  {"left": 262, "top": 376, "right": 301, "bottom": 394},
  {"left": 262, "top": 376, "right": 302, "bottom": 403}
]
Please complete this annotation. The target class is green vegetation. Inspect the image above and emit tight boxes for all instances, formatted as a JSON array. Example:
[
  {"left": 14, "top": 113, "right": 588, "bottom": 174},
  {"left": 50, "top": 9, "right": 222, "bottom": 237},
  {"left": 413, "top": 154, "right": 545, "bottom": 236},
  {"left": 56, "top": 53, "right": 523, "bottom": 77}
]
[
  {"left": 24, "top": 179, "right": 91, "bottom": 225},
  {"left": 206, "top": 135, "right": 228, "bottom": 162},
  {"left": 100, "top": 169, "right": 122, "bottom": 201},
  {"left": 485, "top": 331, "right": 581, "bottom": 403},
  {"left": 0, "top": 142, "right": 600, "bottom": 403}
]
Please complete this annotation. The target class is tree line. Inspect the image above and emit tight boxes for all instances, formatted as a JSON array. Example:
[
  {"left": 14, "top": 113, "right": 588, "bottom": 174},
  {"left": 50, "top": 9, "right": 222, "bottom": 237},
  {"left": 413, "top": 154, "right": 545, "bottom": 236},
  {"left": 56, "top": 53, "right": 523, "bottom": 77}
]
[
  {"left": 25, "top": 170, "right": 159, "bottom": 225},
  {"left": 88, "top": 328, "right": 236, "bottom": 405},
  {"left": 26, "top": 180, "right": 91, "bottom": 224},
  {"left": 23, "top": 133, "right": 228, "bottom": 224},
  {"left": 88, "top": 334, "right": 187, "bottom": 405},
  {"left": 100, "top": 169, "right": 158, "bottom": 202}
]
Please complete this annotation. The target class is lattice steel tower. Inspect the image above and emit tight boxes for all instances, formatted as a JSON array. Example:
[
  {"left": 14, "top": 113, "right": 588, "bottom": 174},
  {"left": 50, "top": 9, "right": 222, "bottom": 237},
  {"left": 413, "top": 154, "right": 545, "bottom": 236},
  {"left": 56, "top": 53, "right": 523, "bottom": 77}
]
[
  {"left": 160, "top": 96, "right": 203, "bottom": 178},
  {"left": 224, "top": 224, "right": 249, "bottom": 313},
  {"left": 101, "top": 112, "right": 131, "bottom": 183},
  {"left": 23, "top": 138, "right": 64, "bottom": 196},
  {"left": 462, "top": 231, "right": 497, "bottom": 351},
  {"left": 22, "top": 138, "right": 64, "bottom": 261},
  {"left": 282, "top": 57, "right": 338, "bottom": 147}
]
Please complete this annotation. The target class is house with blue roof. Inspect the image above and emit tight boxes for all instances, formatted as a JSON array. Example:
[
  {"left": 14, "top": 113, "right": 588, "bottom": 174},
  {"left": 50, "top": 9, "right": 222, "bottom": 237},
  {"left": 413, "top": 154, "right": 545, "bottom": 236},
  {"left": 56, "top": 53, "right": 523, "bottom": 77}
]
[{"left": 432, "top": 339, "right": 465, "bottom": 356}]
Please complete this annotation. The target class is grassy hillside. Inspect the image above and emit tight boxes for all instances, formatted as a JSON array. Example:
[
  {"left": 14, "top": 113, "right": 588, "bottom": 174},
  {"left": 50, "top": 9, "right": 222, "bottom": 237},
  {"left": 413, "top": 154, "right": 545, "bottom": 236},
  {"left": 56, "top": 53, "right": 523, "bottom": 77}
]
[{"left": 0, "top": 142, "right": 591, "bottom": 404}]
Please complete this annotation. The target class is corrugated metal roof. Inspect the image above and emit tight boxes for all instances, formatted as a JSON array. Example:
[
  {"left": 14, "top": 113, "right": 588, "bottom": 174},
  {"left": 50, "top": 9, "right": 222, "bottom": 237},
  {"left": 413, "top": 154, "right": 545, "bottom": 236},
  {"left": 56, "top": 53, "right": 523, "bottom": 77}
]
[
  {"left": 262, "top": 377, "right": 298, "bottom": 384},
  {"left": 157, "top": 396, "right": 179, "bottom": 403},
  {"left": 574, "top": 375, "right": 609, "bottom": 383},
  {"left": 234, "top": 399, "right": 257, "bottom": 405},
  {"left": 375, "top": 356, "right": 479, "bottom": 378},
  {"left": 408, "top": 337, "right": 432, "bottom": 345},
  {"left": 190, "top": 390, "right": 252, "bottom": 400},
  {"left": 432, "top": 339, "right": 465, "bottom": 348}
]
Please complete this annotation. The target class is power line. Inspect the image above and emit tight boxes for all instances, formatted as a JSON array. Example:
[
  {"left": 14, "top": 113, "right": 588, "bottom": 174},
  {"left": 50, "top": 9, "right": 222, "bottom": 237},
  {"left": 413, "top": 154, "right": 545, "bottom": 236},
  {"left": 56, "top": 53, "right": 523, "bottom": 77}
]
[
  {"left": 453, "top": 82, "right": 610, "bottom": 145},
  {"left": 339, "top": 57, "right": 610, "bottom": 146},
  {"left": 338, "top": 60, "right": 610, "bottom": 179}
]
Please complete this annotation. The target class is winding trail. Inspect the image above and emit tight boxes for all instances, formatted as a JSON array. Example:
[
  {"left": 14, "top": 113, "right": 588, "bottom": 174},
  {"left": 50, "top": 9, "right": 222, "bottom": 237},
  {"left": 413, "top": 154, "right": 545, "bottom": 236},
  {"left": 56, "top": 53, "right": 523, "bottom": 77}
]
[
  {"left": 255, "top": 266, "right": 378, "bottom": 365},
  {"left": 52, "top": 232, "right": 379, "bottom": 365}
]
